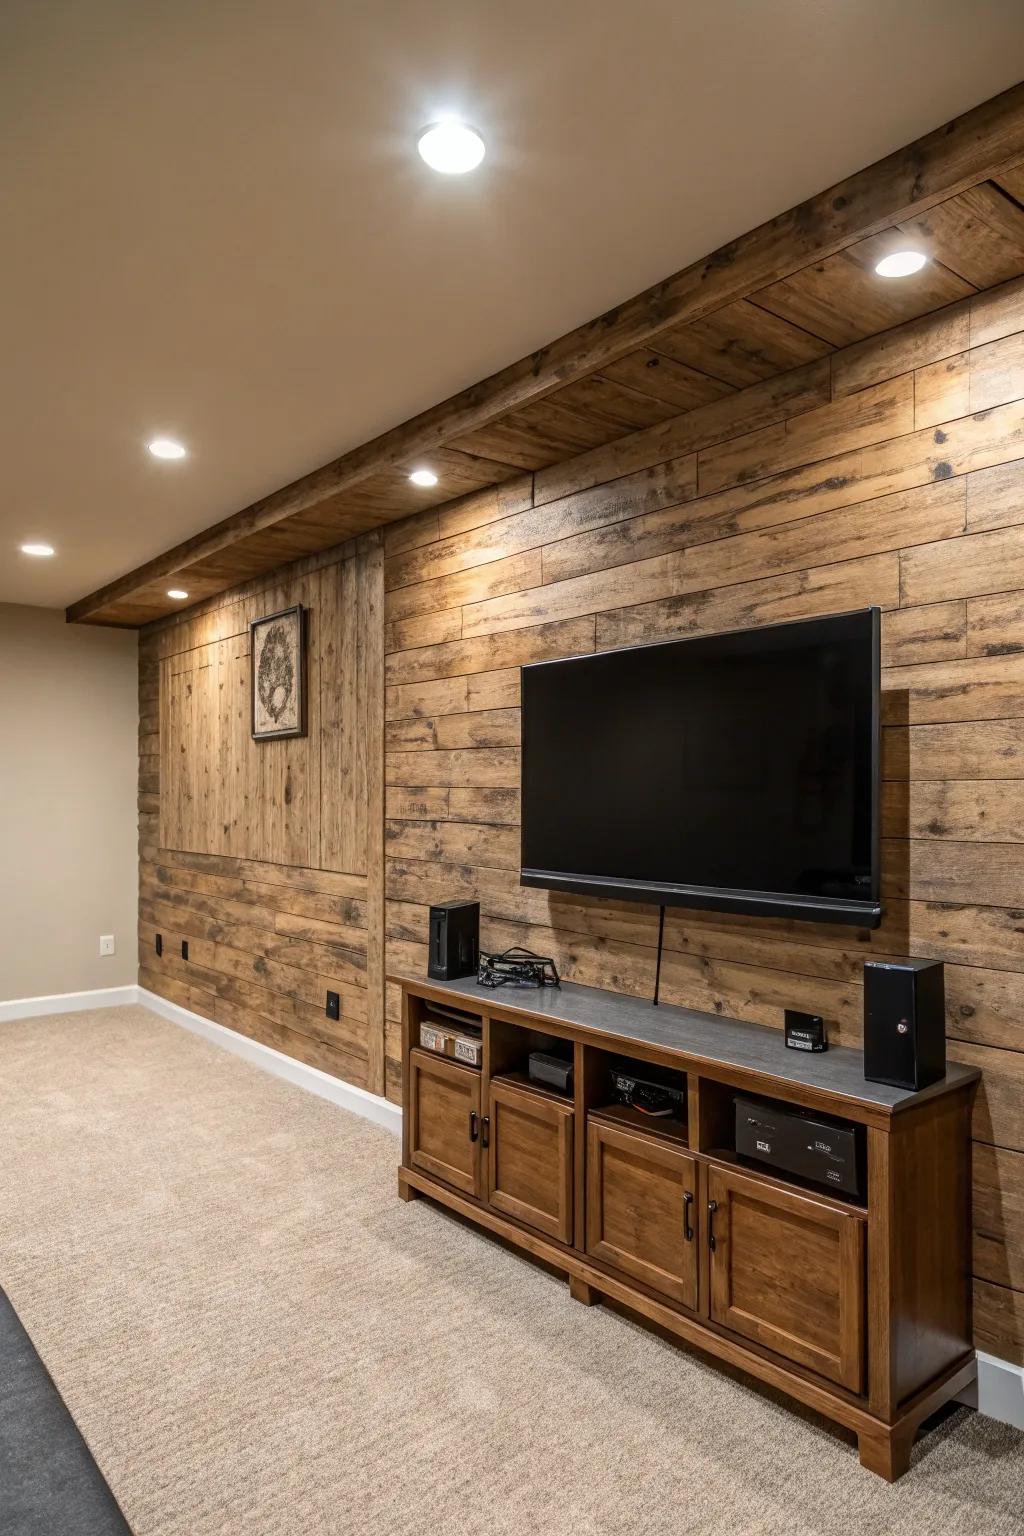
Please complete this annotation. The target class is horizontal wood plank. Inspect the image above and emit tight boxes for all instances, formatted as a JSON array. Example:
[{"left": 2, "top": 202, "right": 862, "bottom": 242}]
[
  {"left": 901, "top": 524, "right": 1024, "bottom": 605},
  {"left": 532, "top": 363, "right": 831, "bottom": 506},
  {"left": 883, "top": 781, "right": 1024, "bottom": 843},
  {"left": 597, "top": 554, "right": 899, "bottom": 651},
  {"left": 467, "top": 481, "right": 964, "bottom": 639},
  {"left": 384, "top": 616, "right": 596, "bottom": 685},
  {"left": 384, "top": 457, "right": 697, "bottom": 592},
  {"left": 967, "top": 591, "right": 1024, "bottom": 656},
  {"left": 385, "top": 667, "right": 520, "bottom": 722},
  {"left": 696, "top": 375, "right": 915, "bottom": 495}
]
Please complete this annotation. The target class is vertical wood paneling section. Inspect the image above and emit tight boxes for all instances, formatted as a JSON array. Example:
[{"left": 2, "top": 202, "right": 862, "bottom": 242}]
[
  {"left": 257, "top": 711, "right": 309, "bottom": 868},
  {"left": 306, "top": 595, "right": 322, "bottom": 874},
  {"left": 143, "top": 541, "right": 384, "bottom": 1096},
  {"left": 139, "top": 638, "right": 160, "bottom": 855},
  {"left": 382, "top": 274, "right": 1024, "bottom": 1360},
  {"left": 319, "top": 555, "right": 369, "bottom": 873},
  {"left": 363, "top": 532, "right": 387, "bottom": 1095}
]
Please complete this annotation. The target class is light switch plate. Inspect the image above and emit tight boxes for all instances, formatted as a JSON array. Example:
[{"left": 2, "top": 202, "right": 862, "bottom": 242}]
[{"left": 99, "top": 934, "right": 116, "bottom": 957}]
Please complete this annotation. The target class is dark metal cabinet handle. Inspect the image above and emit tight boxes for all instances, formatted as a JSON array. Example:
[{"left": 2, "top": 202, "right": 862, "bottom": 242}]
[
  {"left": 481, "top": 1115, "right": 490, "bottom": 1148},
  {"left": 469, "top": 1110, "right": 479, "bottom": 1142},
  {"left": 682, "top": 1191, "right": 694, "bottom": 1242},
  {"left": 708, "top": 1199, "right": 719, "bottom": 1252}
]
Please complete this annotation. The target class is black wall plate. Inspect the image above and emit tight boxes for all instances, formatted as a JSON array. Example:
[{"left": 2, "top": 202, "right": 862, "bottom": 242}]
[{"left": 326, "top": 991, "right": 340, "bottom": 1021}]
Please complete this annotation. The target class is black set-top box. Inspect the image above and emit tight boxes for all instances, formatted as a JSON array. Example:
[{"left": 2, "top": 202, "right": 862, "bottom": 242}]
[{"left": 735, "top": 1096, "right": 863, "bottom": 1199}]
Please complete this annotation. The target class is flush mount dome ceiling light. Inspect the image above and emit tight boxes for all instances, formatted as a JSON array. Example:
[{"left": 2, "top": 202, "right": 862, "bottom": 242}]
[
  {"left": 875, "top": 249, "right": 928, "bottom": 278},
  {"left": 148, "top": 437, "right": 187, "bottom": 459},
  {"left": 409, "top": 467, "right": 439, "bottom": 486},
  {"left": 417, "top": 120, "right": 485, "bottom": 174},
  {"left": 20, "top": 542, "right": 55, "bottom": 557},
  {"left": 167, "top": 588, "right": 189, "bottom": 600}
]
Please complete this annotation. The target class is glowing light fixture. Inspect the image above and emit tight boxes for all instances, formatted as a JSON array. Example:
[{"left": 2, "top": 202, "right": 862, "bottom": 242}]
[
  {"left": 417, "top": 120, "right": 485, "bottom": 175},
  {"left": 148, "top": 437, "right": 187, "bottom": 459},
  {"left": 409, "top": 467, "right": 439, "bottom": 487},
  {"left": 874, "top": 250, "right": 928, "bottom": 278},
  {"left": 20, "top": 542, "right": 55, "bottom": 557},
  {"left": 167, "top": 588, "right": 189, "bottom": 600}
]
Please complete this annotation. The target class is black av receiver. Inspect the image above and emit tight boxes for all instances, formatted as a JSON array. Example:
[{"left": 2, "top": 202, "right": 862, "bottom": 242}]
[
  {"left": 735, "top": 1096, "right": 863, "bottom": 1199},
  {"left": 610, "top": 1061, "right": 686, "bottom": 1120}
]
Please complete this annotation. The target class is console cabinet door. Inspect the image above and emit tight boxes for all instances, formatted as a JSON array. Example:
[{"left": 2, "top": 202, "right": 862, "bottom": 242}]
[
  {"left": 707, "top": 1165, "right": 865, "bottom": 1393},
  {"left": 408, "top": 1049, "right": 482, "bottom": 1197},
  {"left": 487, "top": 1080, "right": 574, "bottom": 1243},
  {"left": 586, "top": 1120, "right": 698, "bottom": 1310}
]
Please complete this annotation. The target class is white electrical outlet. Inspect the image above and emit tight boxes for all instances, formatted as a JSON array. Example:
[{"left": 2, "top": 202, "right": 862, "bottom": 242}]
[{"left": 99, "top": 934, "right": 116, "bottom": 957}]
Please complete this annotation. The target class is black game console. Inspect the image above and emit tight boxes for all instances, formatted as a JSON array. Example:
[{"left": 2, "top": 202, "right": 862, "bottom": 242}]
[{"left": 735, "top": 1096, "right": 863, "bottom": 1198}]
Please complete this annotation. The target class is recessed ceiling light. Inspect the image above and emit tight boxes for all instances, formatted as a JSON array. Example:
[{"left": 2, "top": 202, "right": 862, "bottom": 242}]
[
  {"left": 875, "top": 250, "right": 928, "bottom": 278},
  {"left": 417, "top": 120, "right": 485, "bottom": 175},
  {"left": 148, "top": 437, "right": 187, "bottom": 460},
  {"left": 409, "top": 467, "right": 439, "bottom": 487},
  {"left": 167, "top": 588, "right": 189, "bottom": 600},
  {"left": 20, "top": 542, "right": 54, "bottom": 557}
]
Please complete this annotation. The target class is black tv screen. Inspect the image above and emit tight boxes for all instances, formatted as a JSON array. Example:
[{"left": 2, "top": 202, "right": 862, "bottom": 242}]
[{"left": 520, "top": 609, "right": 881, "bottom": 927}]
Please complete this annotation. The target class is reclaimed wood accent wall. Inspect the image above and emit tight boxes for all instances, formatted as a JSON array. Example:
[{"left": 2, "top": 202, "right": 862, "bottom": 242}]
[
  {"left": 139, "top": 532, "right": 385, "bottom": 1092},
  {"left": 382, "top": 277, "right": 1024, "bottom": 1367}
]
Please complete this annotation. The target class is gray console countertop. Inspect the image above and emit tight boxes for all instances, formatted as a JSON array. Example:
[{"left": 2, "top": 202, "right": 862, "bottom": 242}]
[{"left": 396, "top": 972, "right": 978, "bottom": 1116}]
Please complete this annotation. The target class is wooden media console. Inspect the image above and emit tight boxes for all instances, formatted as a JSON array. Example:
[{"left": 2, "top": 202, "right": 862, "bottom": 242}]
[{"left": 395, "top": 973, "right": 979, "bottom": 1481}]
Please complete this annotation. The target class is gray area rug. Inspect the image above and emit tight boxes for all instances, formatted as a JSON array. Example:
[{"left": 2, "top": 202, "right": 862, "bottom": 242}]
[
  {"left": 0, "top": 1006, "right": 1021, "bottom": 1536},
  {"left": 0, "top": 1288, "right": 129, "bottom": 1535}
]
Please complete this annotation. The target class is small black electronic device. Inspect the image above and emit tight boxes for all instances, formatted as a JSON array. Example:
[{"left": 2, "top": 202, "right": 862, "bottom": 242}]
[
  {"left": 863, "top": 957, "right": 945, "bottom": 1091},
  {"left": 784, "top": 1009, "right": 827, "bottom": 1052},
  {"left": 609, "top": 1061, "right": 685, "bottom": 1119},
  {"left": 528, "top": 1051, "right": 574, "bottom": 1093},
  {"left": 477, "top": 947, "right": 560, "bottom": 989},
  {"left": 735, "top": 1096, "right": 863, "bottom": 1198},
  {"left": 427, "top": 901, "right": 480, "bottom": 982}
]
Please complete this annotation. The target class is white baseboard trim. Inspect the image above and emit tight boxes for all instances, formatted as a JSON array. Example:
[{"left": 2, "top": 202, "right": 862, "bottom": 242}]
[
  {"left": 958, "top": 1349, "right": 1024, "bottom": 1430},
  {"left": 0, "top": 984, "right": 140, "bottom": 1022},
  {"left": 137, "top": 985, "right": 402, "bottom": 1137}
]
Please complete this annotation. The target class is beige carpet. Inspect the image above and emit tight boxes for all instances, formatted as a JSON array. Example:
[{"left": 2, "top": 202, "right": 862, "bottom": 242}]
[{"left": 0, "top": 1006, "right": 1022, "bottom": 1536}]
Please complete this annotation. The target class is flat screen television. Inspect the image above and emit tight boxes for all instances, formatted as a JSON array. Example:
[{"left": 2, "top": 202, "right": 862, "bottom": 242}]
[{"left": 520, "top": 608, "right": 881, "bottom": 927}]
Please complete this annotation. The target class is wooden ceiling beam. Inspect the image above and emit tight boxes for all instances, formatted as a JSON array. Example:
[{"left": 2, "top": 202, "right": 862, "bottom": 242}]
[{"left": 68, "top": 82, "right": 1024, "bottom": 624}]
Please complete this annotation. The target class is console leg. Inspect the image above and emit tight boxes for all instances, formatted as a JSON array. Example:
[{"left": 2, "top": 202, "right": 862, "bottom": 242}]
[
  {"left": 397, "top": 1170, "right": 420, "bottom": 1202},
  {"left": 858, "top": 1423, "right": 914, "bottom": 1482},
  {"left": 569, "top": 1274, "right": 598, "bottom": 1306}
]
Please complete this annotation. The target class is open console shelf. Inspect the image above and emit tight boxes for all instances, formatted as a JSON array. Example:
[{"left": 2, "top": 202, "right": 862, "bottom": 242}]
[
  {"left": 491, "top": 1068, "right": 572, "bottom": 1102},
  {"left": 588, "top": 1101, "right": 688, "bottom": 1146},
  {"left": 395, "top": 973, "right": 979, "bottom": 1482}
]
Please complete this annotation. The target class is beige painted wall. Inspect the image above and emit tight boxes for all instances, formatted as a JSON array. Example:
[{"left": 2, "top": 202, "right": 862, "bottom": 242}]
[{"left": 0, "top": 604, "right": 138, "bottom": 999}]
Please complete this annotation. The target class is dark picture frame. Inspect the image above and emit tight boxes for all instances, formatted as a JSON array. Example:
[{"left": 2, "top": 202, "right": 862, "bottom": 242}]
[{"left": 250, "top": 603, "right": 306, "bottom": 740}]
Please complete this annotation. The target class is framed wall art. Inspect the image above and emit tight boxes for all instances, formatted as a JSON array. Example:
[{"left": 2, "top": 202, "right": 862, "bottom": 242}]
[{"left": 250, "top": 604, "right": 306, "bottom": 740}]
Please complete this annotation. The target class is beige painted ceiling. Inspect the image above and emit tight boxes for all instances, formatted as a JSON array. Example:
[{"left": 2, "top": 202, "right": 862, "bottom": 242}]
[{"left": 4, "top": 0, "right": 1024, "bottom": 610}]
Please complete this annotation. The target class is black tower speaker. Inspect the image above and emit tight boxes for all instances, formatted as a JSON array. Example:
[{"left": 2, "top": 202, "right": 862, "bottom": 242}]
[
  {"left": 863, "top": 958, "right": 946, "bottom": 1091},
  {"left": 427, "top": 901, "right": 479, "bottom": 981}
]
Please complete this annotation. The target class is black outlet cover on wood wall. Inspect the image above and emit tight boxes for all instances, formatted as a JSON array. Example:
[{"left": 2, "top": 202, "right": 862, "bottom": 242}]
[
  {"left": 181, "top": 940, "right": 189, "bottom": 961},
  {"left": 155, "top": 933, "right": 162, "bottom": 956},
  {"left": 326, "top": 991, "right": 340, "bottom": 1020}
]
